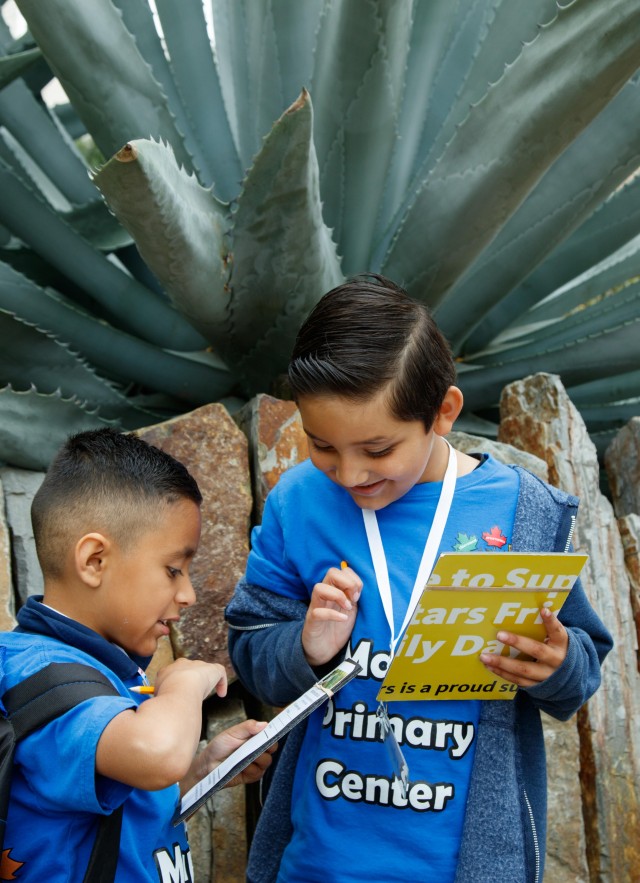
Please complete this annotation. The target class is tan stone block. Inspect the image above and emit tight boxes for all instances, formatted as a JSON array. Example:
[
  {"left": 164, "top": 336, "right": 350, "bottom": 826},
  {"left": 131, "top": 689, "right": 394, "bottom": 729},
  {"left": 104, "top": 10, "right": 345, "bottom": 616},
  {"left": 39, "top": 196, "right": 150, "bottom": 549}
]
[
  {"left": 449, "top": 430, "right": 548, "bottom": 480},
  {"left": 618, "top": 514, "right": 640, "bottom": 674},
  {"left": 500, "top": 372, "right": 640, "bottom": 881},
  {"left": 0, "top": 476, "right": 16, "bottom": 630},
  {"left": 1, "top": 468, "right": 45, "bottom": 605},
  {"left": 206, "top": 698, "right": 249, "bottom": 883},
  {"left": 605, "top": 418, "right": 640, "bottom": 518},
  {"left": 137, "top": 405, "right": 252, "bottom": 672},
  {"left": 235, "top": 394, "right": 307, "bottom": 520},
  {"left": 186, "top": 739, "right": 213, "bottom": 882},
  {"left": 542, "top": 718, "right": 589, "bottom": 883}
]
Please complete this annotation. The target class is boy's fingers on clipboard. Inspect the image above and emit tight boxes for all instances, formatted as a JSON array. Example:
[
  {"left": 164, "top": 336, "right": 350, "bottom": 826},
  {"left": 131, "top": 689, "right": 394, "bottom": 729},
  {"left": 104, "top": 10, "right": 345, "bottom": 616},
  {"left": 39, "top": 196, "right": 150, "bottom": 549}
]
[
  {"left": 497, "top": 608, "right": 568, "bottom": 663},
  {"left": 224, "top": 742, "right": 277, "bottom": 788}
]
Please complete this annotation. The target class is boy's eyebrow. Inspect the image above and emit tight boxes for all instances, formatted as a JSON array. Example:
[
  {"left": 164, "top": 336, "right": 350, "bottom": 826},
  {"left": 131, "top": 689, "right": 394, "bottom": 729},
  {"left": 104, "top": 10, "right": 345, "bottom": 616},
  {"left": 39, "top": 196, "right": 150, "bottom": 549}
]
[
  {"left": 305, "top": 430, "right": 392, "bottom": 445},
  {"left": 170, "top": 545, "right": 197, "bottom": 559}
]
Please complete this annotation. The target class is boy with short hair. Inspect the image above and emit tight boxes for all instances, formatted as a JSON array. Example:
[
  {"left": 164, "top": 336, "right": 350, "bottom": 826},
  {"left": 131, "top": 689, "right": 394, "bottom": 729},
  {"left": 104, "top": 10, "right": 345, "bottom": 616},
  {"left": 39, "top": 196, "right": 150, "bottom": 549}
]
[
  {"left": 226, "top": 274, "right": 612, "bottom": 883},
  {"left": 0, "top": 428, "right": 271, "bottom": 881}
]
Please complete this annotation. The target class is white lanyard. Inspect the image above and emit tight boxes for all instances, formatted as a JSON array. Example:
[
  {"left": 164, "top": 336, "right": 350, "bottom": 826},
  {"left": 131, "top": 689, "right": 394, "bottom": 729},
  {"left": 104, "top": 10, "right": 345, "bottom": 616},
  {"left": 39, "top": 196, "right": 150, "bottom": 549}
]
[{"left": 362, "top": 439, "right": 457, "bottom": 657}]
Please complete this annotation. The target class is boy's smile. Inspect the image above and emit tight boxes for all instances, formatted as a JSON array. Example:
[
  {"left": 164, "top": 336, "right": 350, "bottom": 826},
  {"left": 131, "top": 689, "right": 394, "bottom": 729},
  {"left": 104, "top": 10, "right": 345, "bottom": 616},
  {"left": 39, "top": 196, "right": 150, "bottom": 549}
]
[{"left": 298, "top": 391, "right": 456, "bottom": 511}]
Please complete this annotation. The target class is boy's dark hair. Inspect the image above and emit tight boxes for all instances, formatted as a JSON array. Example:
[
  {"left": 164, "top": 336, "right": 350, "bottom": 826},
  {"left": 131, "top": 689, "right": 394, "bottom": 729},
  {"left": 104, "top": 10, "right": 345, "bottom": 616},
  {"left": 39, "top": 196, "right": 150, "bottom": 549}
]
[
  {"left": 288, "top": 274, "right": 457, "bottom": 430},
  {"left": 32, "top": 428, "right": 202, "bottom": 580}
]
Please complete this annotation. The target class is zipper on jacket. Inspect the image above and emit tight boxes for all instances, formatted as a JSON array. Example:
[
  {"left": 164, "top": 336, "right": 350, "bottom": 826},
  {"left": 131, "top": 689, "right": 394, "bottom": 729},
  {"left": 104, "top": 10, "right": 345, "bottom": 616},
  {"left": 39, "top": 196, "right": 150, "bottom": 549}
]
[
  {"left": 524, "top": 789, "right": 541, "bottom": 883},
  {"left": 227, "top": 622, "right": 279, "bottom": 632},
  {"left": 563, "top": 513, "right": 577, "bottom": 553}
]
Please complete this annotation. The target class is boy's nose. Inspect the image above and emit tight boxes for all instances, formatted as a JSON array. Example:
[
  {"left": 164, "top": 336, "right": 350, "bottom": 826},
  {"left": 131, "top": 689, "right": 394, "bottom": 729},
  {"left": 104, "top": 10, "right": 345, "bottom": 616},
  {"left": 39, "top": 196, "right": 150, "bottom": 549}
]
[
  {"left": 176, "top": 576, "right": 197, "bottom": 608},
  {"left": 334, "top": 458, "right": 369, "bottom": 488}
]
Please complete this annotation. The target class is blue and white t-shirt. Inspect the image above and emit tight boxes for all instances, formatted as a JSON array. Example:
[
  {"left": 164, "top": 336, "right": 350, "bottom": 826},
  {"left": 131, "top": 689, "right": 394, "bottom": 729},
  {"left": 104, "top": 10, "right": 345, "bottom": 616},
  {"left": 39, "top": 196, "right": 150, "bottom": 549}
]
[
  {"left": 246, "top": 453, "right": 520, "bottom": 883},
  {"left": 0, "top": 600, "right": 193, "bottom": 883}
]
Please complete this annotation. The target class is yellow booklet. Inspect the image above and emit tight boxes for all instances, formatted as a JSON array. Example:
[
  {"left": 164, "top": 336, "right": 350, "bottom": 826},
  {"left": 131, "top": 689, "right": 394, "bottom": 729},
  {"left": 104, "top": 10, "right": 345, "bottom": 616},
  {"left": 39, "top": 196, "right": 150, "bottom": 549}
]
[{"left": 378, "top": 552, "right": 588, "bottom": 702}]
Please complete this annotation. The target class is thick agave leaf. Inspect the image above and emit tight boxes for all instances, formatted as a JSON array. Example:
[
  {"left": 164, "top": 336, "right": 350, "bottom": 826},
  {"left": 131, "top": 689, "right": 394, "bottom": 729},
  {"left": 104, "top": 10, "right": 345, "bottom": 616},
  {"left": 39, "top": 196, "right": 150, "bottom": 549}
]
[
  {"left": 212, "top": 0, "right": 324, "bottom": 174},
  {"left": 568, "top": 370, "right": 640, "bottom": 407},
  {"left": 0, "top": 313, "right": 172, "bottom": 437},
  {"left": 93, "top": 138, "right": 231, "bottom": 347},
  {"left": 383, "top": 0, "right": 640, "bottom": 304},
  {"left": 439, "top": 73, "right": 640, "bottom": 352},
  {"left": 149, "top": 0, "right": 242, "bottom": 199},
  {"left": 463, "top": 186, "right": 640, "bottom": 354},
  {"left": 0, "top": 47, "right": 41, "bottom": 88},
  {"left": 372, "top": 0, "right": 485, "bottom": 245},
  {"left": 0, "top": 130, "right": 129, "bottom": 251},
  {"left": 516, "top": 238, "right": 640, "bottom": 330},
  {"left": 0, "top": 79, "right": 100, "bottom": 206},
  {"left": 459, "top": 317, "right": 640, "bottom": 412},
  {"left": 397, "top": 0, "right": 560, "bottom": 187},
  {"left": 0, "top": 83, "right": 130, "bottom": 251},
  {"left": 0, "top": 386, "right": 110, "bottom": 471},
  {"left": 309, "top": 0, "right": 415, "bottom": 271},
  {"left": 492, "top": 176, "right": 640, "bottom": 336},
  {"left": 0, "top": 310, "right": 161, "bottom": 427},
  {"left": 14, "top": 0, "right": 196, "bottom": 174},
  {"left": 0, "top": 261, "right": 234, "bottom": 404},
  {"left": 0, "top": 154, "right": 205, "bottom": 350},
  {"left": 478, "top": 277, "right": 640, "bottom": 364},
  {"left": 0, "top": 308, "right": 135, "bottom": 407},
  {"left": 576, "top": 401, "right": 640, "bottom": 433},
  {"left": 61, "top": 202, "right": 133, "bottom": 252},
  {"left": 228, "top": 89, "right": 343, "bottom": 393}
]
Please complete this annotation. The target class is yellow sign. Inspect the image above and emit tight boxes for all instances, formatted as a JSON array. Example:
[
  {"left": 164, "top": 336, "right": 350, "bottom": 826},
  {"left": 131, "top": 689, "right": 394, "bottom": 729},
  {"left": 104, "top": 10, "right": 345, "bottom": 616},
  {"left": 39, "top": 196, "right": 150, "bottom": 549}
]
[{"left": 378, "top": 552, "right": 588, "bottom": 702}]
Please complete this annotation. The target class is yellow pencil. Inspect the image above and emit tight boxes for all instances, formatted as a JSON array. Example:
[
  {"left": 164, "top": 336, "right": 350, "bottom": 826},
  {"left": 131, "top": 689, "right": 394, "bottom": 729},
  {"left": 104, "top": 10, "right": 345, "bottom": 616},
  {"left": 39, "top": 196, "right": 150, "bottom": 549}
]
[
  {"left": 130, "top": 685, "right": 155, "bottom": 694},
  {"left": 340, "top": 560, "right": 348, "bottom": 570}
]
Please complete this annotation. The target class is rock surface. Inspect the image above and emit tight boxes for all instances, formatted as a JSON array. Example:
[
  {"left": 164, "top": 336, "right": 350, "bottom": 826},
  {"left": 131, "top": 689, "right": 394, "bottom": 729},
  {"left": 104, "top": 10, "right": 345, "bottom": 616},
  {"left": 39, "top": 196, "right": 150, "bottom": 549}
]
[
  {"left": 0, "top": 468, "right": 44, "bottom": 604},
  {"left": 205, "top": 696, "right": 249, "bottom": 883},
  {"left": 499, "top": 372, "right": 640, "bottom": 882},
  {"left": 235, "top": 394, "right": 308, "bottom": 521},
  {"left": 137, "top": 405, "right": 253, "bottom": 673},
  {"left": 605, "top": 417, "right": 640, "bottom": 517},
  {"left": 617, "top": 514, "right": 640, "bottom": 674},
  {"left": 0, "top": 476, "right": 16, "bottom": 630},
  {"left": 449, "top": 430, "right": 548, "bottom": 480}
]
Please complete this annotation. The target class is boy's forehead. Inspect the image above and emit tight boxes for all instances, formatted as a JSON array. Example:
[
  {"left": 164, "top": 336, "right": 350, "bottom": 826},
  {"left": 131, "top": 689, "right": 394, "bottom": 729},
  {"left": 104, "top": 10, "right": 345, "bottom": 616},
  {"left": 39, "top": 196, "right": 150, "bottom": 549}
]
[{"left": 298, "top": 391, "right": 422, "bottom": 441}]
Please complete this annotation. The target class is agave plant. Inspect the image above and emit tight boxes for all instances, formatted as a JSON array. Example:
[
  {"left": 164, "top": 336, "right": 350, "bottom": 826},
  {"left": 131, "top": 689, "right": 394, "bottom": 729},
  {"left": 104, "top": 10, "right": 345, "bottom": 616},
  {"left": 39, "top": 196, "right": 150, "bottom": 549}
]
[{"left": 1, "top": 0, "right": 639, "bottom": 470}]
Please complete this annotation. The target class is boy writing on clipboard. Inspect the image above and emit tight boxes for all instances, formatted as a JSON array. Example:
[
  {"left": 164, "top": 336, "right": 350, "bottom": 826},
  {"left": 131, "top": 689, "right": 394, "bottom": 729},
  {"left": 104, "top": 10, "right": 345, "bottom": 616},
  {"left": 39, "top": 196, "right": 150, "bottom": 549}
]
[{"left": 0, "top": 429, "right": 273, "bottom": 881}]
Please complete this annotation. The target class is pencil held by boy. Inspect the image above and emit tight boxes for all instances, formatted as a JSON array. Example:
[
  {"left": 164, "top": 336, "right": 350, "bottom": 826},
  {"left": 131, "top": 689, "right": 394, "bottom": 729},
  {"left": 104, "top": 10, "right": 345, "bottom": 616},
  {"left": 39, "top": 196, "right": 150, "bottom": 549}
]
[
  {"left": 225, "top": 274, "right": 613, "bottom": 883},
  {"left": 0, "top": 428, "right": 273, "bottom": 882}
]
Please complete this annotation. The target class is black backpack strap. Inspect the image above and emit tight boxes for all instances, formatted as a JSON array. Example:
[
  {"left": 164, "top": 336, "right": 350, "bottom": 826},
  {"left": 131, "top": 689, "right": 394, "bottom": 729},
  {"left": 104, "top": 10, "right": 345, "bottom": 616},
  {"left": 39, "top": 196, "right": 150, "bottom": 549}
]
[
  {"left": 3, "top": 662, "right": 126, "bottom": 883},
  {"left": 83, "top": 806, "right": 124, "bottom": 883},
  {"left": 4, "top": 662, "right": 120, "bottom": 741}
]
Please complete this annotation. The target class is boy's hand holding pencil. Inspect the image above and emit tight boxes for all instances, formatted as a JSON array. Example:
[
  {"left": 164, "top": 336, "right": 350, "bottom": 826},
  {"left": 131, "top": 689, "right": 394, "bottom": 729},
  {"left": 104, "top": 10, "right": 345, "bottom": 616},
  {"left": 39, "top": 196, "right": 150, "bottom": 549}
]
[
  {"left": 132, "top": 659, "right": 227, "bottom": 698},
  {"left": 153, "top": 658, "right": 228, "bottom": 700},
  {"left": 302, "top": 561, "right": 363, "bottom": 667}
]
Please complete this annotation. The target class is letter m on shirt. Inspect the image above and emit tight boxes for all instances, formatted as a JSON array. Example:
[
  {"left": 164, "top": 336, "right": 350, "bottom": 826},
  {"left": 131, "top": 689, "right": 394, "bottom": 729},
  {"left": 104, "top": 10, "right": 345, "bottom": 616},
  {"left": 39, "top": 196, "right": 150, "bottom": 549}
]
[{"left": 153, "top": 844, "right": 194, "bottom": 882}]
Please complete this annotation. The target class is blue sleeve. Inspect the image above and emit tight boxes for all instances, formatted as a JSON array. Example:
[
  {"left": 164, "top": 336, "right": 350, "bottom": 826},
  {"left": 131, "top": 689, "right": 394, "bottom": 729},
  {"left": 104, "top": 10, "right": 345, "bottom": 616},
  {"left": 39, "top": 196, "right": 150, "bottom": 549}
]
[
  {"left": 226, "top": 578, "right": 320, "bottom": 706},
  {"left": 16, "top": 697, "right": 135, "bottom": 813},
  {"left": 245, "top": 482, "right": 309, "bottom": 602},
  {"left": 523, "top": 574, "right": 613, "bottom": 720}
]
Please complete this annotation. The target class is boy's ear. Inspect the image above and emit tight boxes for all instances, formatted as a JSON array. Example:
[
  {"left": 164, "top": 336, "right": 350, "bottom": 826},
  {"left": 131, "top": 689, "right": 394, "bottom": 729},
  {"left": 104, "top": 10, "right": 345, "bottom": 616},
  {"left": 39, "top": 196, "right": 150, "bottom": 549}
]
[
  {"left": 432, "top": 386, "right": 464, "bottom": 436},
  {"left": 75, "top": 533, "right": 110, "bottom": 588}
]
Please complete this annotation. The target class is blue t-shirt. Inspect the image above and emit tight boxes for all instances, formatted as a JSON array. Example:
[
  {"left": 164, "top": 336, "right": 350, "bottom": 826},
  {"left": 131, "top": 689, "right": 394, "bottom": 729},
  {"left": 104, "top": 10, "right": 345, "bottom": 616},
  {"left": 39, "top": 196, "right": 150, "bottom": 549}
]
[
  {"left": 246, "top": 454, "right": 520, "bottom": 883},
  {"left": 0, "top": 605, "right": 193, "bottom": 883}
]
